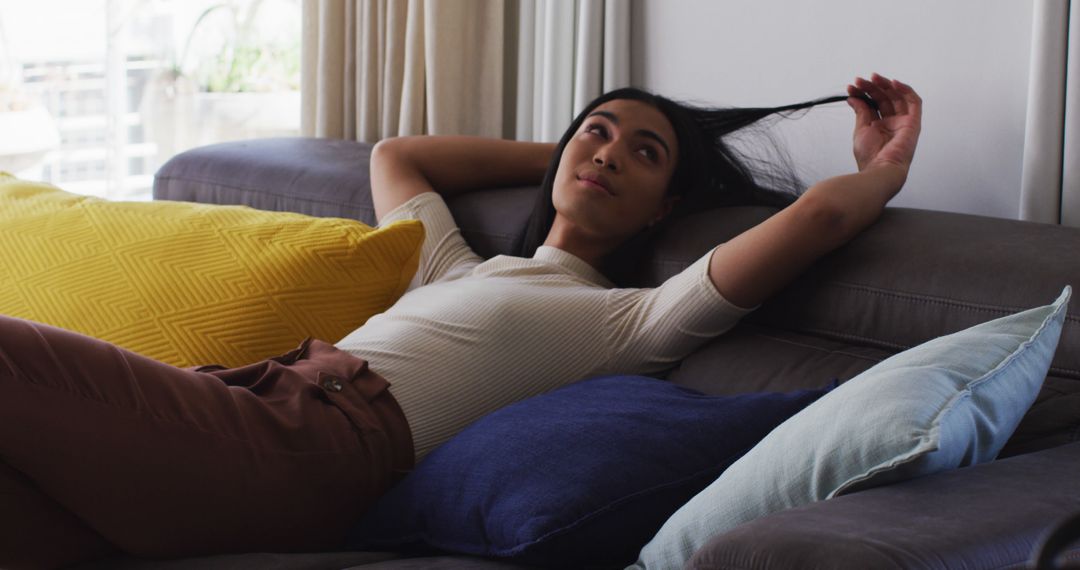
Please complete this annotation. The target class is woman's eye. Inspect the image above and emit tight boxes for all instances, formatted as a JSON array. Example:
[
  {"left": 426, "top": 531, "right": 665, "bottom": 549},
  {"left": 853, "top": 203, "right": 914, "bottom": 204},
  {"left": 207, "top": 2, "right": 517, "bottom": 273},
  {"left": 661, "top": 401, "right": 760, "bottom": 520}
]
[
  {"left": 584, "top": 124, "right": 607, "bottom": 137},
  {"left": 584, "top": 124, "right": 658, "bottom": 163}
]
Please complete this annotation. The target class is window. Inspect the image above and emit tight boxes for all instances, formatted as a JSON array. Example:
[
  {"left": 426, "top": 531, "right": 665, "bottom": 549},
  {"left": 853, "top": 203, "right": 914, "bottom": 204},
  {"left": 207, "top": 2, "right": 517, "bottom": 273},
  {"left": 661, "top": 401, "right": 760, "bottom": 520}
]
[{"left": 0, "top": 0, "right": 300, "bottom": 200}]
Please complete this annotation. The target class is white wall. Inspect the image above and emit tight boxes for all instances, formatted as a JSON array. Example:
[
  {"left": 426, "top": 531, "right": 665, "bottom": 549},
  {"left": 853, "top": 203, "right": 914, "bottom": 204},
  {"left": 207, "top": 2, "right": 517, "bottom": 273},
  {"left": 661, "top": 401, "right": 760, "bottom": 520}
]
[{"left": 631, "top": 0, "right": 1034, "bottom": 220}]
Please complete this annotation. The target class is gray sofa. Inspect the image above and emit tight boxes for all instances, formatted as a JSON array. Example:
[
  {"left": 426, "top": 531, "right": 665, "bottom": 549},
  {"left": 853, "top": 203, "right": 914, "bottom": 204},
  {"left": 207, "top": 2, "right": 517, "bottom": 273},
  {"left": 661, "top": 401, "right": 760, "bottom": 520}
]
[{"left": 75, "top": 137, "right": 1080, "bottom": 569}]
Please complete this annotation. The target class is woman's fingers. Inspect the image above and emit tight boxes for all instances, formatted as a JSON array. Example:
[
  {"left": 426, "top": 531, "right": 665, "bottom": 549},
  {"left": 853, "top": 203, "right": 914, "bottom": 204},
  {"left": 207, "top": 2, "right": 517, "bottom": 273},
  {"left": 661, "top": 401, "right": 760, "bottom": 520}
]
[
  {"left": 846, "top": 84, "right": 876, "bottom": 128},
  {"left": 849, "top": 72, "right": 923, "bottom": 134},
  {"left": 855, "top": 76, "right": 895, "bottom": 116},
  {"left": 891, "top": 78, "right": 923, "bottom": 125},
  {"left": 873, "top": 73, "right": 909, "bottom": 115},
  {"left": 855, "top": 73, "right": 923, "bottom": 123}
]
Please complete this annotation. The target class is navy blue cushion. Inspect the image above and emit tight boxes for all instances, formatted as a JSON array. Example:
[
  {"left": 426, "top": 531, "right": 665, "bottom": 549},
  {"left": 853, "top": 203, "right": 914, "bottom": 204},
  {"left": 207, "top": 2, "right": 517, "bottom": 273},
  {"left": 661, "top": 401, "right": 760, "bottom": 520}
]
[{"left": 344, "top": 374, "right": 833, "bottom": 567}]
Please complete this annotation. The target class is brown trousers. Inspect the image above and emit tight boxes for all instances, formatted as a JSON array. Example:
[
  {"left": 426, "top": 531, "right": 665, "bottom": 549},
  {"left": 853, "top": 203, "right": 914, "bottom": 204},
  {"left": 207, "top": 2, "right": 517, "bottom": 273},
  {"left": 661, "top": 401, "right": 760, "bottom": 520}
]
[{"left": 0, "top": 315, "right": 414, "bottom": 569}]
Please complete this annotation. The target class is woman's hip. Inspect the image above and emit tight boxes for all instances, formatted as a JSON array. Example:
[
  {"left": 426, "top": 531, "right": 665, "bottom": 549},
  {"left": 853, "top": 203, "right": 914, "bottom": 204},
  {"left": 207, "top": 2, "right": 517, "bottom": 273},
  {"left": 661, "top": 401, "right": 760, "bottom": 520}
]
[{"left": 0, "top": 315, "right": 414, "bottom": 556}]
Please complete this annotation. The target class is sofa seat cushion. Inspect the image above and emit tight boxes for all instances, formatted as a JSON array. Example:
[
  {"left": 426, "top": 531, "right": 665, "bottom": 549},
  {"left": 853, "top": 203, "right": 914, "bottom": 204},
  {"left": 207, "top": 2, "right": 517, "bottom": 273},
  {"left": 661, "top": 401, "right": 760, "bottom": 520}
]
[
  {"left": 68, "top": 551, "right": 535, "bottom": 570},
  {"left": 684, "top": 441, "right": 1080, "bottom": 570}
]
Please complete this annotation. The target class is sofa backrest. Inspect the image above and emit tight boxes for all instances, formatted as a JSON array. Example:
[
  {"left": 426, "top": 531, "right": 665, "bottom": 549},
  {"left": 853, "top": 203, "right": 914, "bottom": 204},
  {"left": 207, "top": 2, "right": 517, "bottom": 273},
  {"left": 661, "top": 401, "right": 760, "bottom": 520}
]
[
  {"left": 646, "top": 203, "right": 1080, "bottom": 458},
  {"left": 155, "top": 137, "right": 1080, "bottom": 457}
]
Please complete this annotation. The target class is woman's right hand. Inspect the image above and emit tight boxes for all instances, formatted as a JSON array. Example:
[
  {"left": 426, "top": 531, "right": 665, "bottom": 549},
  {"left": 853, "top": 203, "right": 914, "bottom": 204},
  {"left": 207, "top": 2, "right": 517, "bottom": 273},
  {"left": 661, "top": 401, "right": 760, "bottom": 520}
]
[{"left": 846, "top": 73, "right": 922, "bottom": 176}]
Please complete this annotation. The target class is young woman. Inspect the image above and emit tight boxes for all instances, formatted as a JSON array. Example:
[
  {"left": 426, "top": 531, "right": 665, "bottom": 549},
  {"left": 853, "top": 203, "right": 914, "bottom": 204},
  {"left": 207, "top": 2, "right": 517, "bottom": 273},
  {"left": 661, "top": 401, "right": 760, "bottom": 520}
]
[{"left": 0, "top": 73, "right": 921, "bottom": 568}]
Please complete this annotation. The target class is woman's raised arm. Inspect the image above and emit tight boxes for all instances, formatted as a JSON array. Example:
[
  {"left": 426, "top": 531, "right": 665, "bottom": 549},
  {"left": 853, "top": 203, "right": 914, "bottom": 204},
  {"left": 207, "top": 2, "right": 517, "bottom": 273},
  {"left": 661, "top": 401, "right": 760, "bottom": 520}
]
[
  {"left": 705, "top": 73, "right": 922, "bottom": 310},
  {"left": 371, "top": 135, "right": 557, "bottom": 223}
]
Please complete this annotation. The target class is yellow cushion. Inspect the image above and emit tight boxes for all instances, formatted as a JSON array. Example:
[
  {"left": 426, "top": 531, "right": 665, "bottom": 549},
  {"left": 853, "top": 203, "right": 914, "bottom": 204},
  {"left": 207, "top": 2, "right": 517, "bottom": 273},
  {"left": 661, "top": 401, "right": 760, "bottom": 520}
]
[{"left": 0, "top": 173, "right": 424, "bottom": 368}]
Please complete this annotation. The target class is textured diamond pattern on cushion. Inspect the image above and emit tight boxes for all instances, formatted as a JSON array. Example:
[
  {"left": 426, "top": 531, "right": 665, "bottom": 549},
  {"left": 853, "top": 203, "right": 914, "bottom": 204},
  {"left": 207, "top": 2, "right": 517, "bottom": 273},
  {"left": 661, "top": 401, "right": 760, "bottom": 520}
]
[{"left": 0, "top": 174, "right": 423, "bottom": 368}]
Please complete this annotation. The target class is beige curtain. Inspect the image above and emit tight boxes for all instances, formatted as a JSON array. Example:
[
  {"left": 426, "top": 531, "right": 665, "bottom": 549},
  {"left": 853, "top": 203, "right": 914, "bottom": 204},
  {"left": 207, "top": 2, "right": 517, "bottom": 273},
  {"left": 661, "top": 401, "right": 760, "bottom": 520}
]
[
  {"left": 301, "top": 0, "right": 506, "bottom": 142},
  {"left": 1020, "top": 0, "right": 1080, "bottom": 227},
  {"left": 515, "top": 0, "right": 631, "bottom": 142}
]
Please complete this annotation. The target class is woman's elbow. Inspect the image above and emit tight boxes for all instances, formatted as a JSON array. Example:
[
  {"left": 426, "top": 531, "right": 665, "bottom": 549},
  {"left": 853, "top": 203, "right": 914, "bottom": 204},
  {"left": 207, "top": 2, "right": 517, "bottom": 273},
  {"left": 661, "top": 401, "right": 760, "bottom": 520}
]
[
  {"left": 795, "top": 192, "right": 849, "bottom": 235},
  {"left": 372, "top": 137, "right": 404, "bottom": 159}
]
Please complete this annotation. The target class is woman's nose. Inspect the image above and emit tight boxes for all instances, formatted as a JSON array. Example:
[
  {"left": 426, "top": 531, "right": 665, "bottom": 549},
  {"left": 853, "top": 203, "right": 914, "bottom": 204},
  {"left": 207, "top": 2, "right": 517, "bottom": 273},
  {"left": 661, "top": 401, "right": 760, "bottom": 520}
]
[{"left": 593, "top": 152, "right": 617, "bottom": 170}]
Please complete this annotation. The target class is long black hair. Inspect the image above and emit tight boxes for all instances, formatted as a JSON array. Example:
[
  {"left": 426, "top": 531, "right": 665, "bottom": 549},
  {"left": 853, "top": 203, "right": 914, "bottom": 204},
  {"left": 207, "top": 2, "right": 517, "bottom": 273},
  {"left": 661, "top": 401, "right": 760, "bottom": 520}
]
[{"left": 513, "top": 86, "right": 858, "bottom": 286}]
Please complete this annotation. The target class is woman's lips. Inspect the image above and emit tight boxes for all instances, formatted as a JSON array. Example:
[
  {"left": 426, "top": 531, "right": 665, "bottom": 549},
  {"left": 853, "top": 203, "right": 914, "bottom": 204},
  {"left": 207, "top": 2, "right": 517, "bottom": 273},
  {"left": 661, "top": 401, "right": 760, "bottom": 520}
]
[{"left": 578, "top": 177, "right": 614, "bottom": 196}]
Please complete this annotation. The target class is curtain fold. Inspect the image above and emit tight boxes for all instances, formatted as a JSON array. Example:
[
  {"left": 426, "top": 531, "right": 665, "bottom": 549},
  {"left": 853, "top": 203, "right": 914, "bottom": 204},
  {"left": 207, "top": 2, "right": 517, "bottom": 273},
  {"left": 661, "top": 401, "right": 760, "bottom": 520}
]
[
  {"left": 516, "top": 0, "right": 631, "bottom": 142},
  {"left": 302, "top": 0, "right": 504, "bottom": 142},
  {"left": 425, "top": 1, "right": 505, "bottom": 137},
  {"left": 301, "top": 0, "right": 629, "bottom": 144},
  {"left": 1020, "top": 0, "right": 1079, "bottom": 227}
]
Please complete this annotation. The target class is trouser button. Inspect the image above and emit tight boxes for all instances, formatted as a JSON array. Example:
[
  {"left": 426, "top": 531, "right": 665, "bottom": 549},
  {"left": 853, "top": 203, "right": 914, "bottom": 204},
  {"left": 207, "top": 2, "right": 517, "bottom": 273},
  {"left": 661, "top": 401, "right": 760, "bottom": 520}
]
[{"left": 321, "top": 376, "right": 344, "bottom": 392}]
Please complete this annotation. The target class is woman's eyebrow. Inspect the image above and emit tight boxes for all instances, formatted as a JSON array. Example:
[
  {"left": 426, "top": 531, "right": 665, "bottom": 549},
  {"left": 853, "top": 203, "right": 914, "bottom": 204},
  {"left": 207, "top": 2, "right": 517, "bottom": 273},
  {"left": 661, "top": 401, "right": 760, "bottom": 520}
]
[{"left": 586, "top": 110, "right": 671, "bottom": 159}]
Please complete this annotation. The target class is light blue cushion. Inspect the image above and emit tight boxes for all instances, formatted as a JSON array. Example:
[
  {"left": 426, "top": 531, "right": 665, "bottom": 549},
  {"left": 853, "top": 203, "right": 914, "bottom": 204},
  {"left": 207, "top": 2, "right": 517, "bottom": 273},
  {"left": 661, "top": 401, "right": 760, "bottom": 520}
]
[{"left": 631, "top": 285, "right": 1072, "bottom": 569}]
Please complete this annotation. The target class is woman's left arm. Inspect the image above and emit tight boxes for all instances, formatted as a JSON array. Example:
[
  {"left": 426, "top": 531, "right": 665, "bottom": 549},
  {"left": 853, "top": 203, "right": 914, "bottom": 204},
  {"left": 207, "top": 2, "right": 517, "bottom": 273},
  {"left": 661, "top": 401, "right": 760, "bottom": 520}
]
[{"left": 707, "top": 73, "right": 922, "bottom": 310}]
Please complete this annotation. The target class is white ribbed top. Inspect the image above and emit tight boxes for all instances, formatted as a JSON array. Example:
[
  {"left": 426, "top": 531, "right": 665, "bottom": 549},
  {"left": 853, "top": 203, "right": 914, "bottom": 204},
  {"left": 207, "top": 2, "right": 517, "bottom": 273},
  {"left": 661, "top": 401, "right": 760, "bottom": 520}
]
[{"left": 335, "top": 192, "right": 755, "bottom": 461}]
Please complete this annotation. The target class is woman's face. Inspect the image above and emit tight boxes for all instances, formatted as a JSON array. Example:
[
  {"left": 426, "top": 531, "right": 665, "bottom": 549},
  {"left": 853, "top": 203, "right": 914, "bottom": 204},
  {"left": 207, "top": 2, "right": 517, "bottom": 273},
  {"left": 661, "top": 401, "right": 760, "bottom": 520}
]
[{"left": 552, "top": 98, "right": 679, "bottom": 244}]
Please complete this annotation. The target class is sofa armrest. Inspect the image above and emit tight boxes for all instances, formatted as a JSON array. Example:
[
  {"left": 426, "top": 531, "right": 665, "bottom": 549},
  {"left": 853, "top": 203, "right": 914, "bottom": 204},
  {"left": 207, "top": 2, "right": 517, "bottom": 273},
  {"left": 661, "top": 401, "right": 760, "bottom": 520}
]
[
  {"left": 686, "top": 441, "right": 1080, "bottom": 570},
  {"left": 154, "top": 137, "right": 380, "bottom": 222}
]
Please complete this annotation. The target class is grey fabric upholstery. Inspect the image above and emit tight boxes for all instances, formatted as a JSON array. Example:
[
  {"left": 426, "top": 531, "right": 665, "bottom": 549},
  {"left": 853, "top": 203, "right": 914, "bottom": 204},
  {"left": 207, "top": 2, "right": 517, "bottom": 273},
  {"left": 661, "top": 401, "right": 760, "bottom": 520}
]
[
  {"left": 72, "top": 551, "right": 401, "bottom": 570},
  {"left": 654, "top": 205, "right": 1080, "bottom": 458},
  {"left": 120, "top": 136, "right": 1080, "bottom": 570},
  {"left": 687, "top": 441, "right": 1080, "bottom": 570},
  {"left": 74, "top": 552, "right": 523, "bottom": 570},
  {"left": 153, "top": 138, "right": 379, "bottom": 222}
]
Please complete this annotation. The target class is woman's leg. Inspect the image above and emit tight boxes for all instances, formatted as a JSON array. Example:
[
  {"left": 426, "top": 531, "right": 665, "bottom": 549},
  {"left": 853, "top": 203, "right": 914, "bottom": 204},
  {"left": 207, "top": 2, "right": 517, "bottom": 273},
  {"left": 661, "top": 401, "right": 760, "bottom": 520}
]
[
  {"left": 0, "top": 314, "right": 412, "bottom": 567},
  {"left": 0, "top": 460, "right": 117, "bottom": 569}
]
